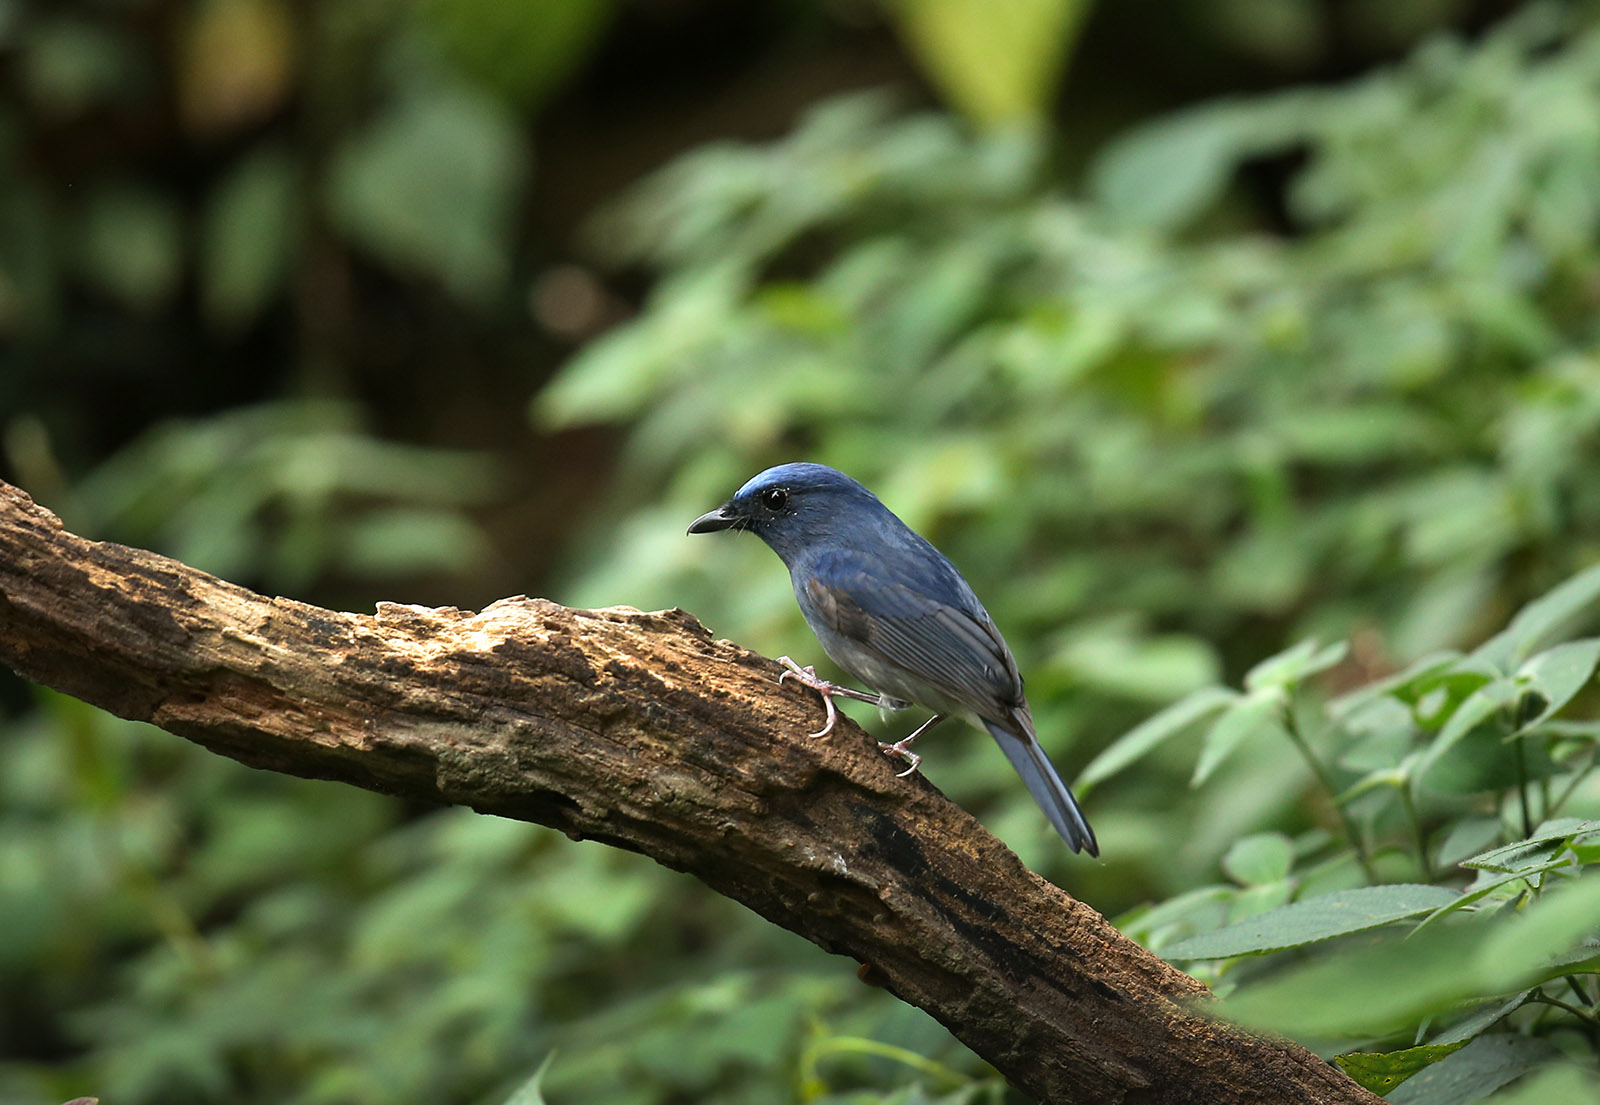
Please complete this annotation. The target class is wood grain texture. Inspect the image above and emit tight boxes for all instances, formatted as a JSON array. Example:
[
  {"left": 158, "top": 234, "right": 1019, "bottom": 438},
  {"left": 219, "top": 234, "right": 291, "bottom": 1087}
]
[{"left": 0, "top": 480, "right": 1380, "bottom": 1105}]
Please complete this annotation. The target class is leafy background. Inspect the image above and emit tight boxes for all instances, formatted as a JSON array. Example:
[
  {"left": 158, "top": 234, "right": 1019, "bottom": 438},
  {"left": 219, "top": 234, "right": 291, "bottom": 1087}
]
[{"left": 4, "top": 0, "right": 1600, "bottom": 1102}]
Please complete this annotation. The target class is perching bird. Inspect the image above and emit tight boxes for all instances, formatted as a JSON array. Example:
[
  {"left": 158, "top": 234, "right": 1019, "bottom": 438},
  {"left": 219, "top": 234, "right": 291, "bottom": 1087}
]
[{"left": 688, "top": 462, "right": 1097, "bottom": 856}]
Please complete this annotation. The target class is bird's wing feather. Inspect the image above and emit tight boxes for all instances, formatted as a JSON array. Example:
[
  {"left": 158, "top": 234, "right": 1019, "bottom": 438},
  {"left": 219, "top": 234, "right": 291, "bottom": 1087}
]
[{"left": 803, "top": 550, "right": 1022, "bottom": 715}]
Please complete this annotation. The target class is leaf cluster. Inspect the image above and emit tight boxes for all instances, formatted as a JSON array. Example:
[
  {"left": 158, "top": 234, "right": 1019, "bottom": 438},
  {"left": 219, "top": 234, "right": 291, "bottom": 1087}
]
[{"left": 1101, "top": 567, "right": 1600, "bottom": 1098}]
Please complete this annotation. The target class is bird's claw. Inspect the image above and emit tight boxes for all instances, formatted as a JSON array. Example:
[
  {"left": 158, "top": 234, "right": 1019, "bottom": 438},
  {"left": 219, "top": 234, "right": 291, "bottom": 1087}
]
[
  {"left": 777, "top": 656, "right": 923, "bottom": 748},
  {"left": 777, "top": 656, "right": 841, "bottom": 737},
  {"left": 879, "top": 740, "right": 922, "bottom": 777}
]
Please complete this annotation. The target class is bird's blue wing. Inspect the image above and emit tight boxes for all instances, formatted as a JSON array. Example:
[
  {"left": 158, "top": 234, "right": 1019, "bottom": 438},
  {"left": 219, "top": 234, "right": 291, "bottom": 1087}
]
[{"left": 800, "top": 548, "right": 1023, "bottom": 716}]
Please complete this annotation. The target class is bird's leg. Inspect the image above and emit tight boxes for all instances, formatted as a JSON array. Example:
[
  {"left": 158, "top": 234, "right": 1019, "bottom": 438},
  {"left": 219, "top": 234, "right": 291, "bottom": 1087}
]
[
  {"left": 880, "top": 714, "right": 946, "bottom": 777},
  {"left": 777, "top": 656, "right": 890, "bottom": 738}
]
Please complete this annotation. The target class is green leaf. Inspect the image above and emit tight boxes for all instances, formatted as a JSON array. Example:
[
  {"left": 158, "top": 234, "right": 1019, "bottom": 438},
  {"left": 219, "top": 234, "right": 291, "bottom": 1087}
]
[
  {"left": 1474, "top": 874, "right": 1600, "bottom": 993},
  {"left": 1215, "top": 922, "right": 1482, "bottom": 1037},
  {"left": 1113, "top": 884, "right": 1235, "bottom": 952},
  {"left": 1462, "top": 820, "right": 1600, "bottom": 873},
  {"left": 1089, "top": 102, "right": 1249, "bottom": 230},
  {"left": 1385, "top": 1034, "right": 1563, "bottom": 1105},
  {"left": 1414, "top": 677, "right": 1519, "bottom": 787},
  {"left": 534, "top": 262, "right": 747, "bottom": 427},
  {"left": 327, "top": 84, "right": 529, "bottom": 304},
  {"left": 1473, "top": 1066, "right": 1600, "bottom": 1105},
  {"left": 1076, "top": 686, "right": 1236, "bottom": 790},
  {"left": 1244, "top": 638, "right": 1349, "bottom": 693},
  {"left": 1221, "top": 832, "right": 1293, "bottom": 886},
  {"left": 498, "top": 1052, "right": 555, "bottom": 1105},
  {"left": 419, "top": 0, "right": 614, "bottom": 109},
  {"left": 1192, "top": 690, "right": 1286, "bottom": 787},
  {"left": 1332, "top": 651, "right": 1463, "bottom": 717},
  {"left": 1514, "top": 638, "right": 1600, "bottom": 732},
  {"left": 1413, "top": 837, "right": 1588, "bottom": 934},
  {"left": 1474, "top": 563, "right": 1600, "bottom": 669},
  {"left": 1052, "top": 620, "right": 1219, "bottom": 702},
  {"left": 201, "top": 145, "right": 300, "bottom": 331},
  {"left": 1428, "top": 992, "right": 1532, "bottom": 1047},
  {"left": 889, "top": 0, "right": 1090, "bottom": 128},
  {"left": 1162, "top": 884, "right": 1459, "bottom": 960},
  {"left": 76, "top": 183, "right": 182, "bottom": 312},
  {"left": 1334, "top": 1042, "right": 1468, "bottom": 1095}
]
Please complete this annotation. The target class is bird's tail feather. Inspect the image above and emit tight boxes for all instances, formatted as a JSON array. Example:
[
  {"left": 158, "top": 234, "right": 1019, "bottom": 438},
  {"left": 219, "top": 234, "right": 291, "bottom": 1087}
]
[{"left": 984, "top": 721, "right": 1098, "bottom": 857}]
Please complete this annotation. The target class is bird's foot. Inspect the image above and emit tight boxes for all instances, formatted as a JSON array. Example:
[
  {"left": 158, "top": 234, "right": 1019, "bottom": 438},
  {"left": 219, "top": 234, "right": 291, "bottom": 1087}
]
[
  {"left": 777, "top": 656, "right": 883, "bottom": 738},
  {"left": 877, "top": 714, "right": 945, "bottom": 777},
  {"left": 878, "top": 739, "right": 922, "bottom": 777}
]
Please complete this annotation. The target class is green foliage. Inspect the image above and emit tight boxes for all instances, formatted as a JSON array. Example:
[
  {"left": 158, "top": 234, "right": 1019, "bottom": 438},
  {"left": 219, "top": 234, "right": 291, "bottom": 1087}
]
[
  {"left": 539, "top": 7, "right": 1600, "bottom": 880},
  {"left": 66, "top": 401, "right": 502, "bottom": 592},
  {"left": 0, "top": 0, "right": 563, "bottom": 333},
  {"left": 1, "top": 690, "right": 979, "bottom": 1104},
  {"left": 1094, "top": 567, "right": 1600, "bottom": 1092},
  {"left": 418, "top": 0, "right": 616, "bottom": 110},
  {"left": 327, "top": 85, "right": 530, "bottom": 305},
  {"left": 525, "top": 7, "right": 1600, "bottom": 1098},
  {"left": 10, "top": 4, "right": 1600, "bottom": 1105}
]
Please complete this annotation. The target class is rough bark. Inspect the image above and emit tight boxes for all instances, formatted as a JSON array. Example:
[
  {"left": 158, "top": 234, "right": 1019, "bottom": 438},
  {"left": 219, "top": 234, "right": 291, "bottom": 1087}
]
[{"left": 0, "top": 480, "right": 1380, "bottom": 1105}]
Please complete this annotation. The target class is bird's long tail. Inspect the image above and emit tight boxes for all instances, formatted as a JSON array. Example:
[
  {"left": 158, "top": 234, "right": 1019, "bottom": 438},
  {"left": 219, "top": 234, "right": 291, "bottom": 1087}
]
[{"left": 984, "top": 721, "right": 1098, "bottom": 856}]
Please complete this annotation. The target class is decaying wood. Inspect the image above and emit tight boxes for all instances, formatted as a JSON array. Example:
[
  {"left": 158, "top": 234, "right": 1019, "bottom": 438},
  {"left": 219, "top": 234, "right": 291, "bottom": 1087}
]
[{"left": 0, "top": 480, "right": 1380, "bottom": 1105}]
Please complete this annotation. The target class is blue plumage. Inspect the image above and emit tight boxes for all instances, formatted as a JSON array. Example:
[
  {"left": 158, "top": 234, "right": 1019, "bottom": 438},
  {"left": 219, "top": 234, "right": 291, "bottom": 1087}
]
[{"left": 688, "top": 462, "right": 1097, "bottom": 856}]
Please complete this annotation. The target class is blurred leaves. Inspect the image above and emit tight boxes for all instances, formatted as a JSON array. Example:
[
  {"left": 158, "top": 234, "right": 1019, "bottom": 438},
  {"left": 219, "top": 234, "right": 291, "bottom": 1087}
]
[
  {"left": 328, "top": 85, "right": 529, "bottom": 304},
  {"left": 2, "top": 0, "right": 558, "bottom": 342},
  {"left": 70, "top": 401, "right": 502, "bottom": 591},
  {"left": 18, "top": 14, "right": 141, "bottom": 118},
  {"left": 540, "top": 13, "right": 1600, "bottom": 882},
  {"left": 418, "top": 0, "right": 615, "bottom": 110},
  {"left": 525, "top": 11, "right": 1600, "bottom": 1093},
  {"left": 201, "top": 145, "right": 302, "bottom": 332},
  {"left": 75, "top": 184, "right": 183, "bottom": 314}
]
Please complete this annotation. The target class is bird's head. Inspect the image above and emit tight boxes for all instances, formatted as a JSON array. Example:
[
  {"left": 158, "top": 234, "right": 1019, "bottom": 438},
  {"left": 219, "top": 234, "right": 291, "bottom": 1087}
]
[{"left": 687, "top": 462, "right": 882, "bottom": 562}]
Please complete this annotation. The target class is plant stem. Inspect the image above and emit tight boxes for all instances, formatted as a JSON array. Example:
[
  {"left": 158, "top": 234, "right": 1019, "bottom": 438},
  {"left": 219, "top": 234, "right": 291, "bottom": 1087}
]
[
  {"left": 1548, "top": 748, "right": 1598, "bottom": 817},
  {"left": 1282, "top": 702, "right": 1378, "bottom": 883},
  {"left": 1513, "top": 737, "right": 1533, "bottom": 838},
  {"left": 1530, "top": 992, "right": 1600, "bottom": 1028},
  {"left": 1399, "top": 785, "right": 1431, "bottom": 882}
]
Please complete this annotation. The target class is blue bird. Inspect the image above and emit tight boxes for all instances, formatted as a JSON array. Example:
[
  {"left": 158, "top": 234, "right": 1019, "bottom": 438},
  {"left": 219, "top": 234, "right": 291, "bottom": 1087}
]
[{"left": 688, "top": 462, "right": 1098, "bottom": 856}]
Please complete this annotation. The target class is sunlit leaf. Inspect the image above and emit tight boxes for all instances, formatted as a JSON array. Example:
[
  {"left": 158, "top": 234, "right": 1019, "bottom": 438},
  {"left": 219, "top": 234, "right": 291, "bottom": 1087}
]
[
  {"left": 498, "top": 1052, "right": 555, "bottom": 1105},
  {"left": 1334, "top": 1042, "right": 1468, "bottom": 1096},
  {"left": 1089, "top": 103, "right": 1250, "bottom": 230},
  {"left": 1473, "top": 875, "right": 1600, "bottom": 993},
  {"left": 889, "top": 0, "right": 1090, "bottom": 127}
]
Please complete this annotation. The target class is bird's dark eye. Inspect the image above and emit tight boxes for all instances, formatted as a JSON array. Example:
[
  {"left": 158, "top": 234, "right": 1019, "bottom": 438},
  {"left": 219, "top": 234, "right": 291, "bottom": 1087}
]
[{"left": 759, "top": 487, "right": 789, "bottom": 511}]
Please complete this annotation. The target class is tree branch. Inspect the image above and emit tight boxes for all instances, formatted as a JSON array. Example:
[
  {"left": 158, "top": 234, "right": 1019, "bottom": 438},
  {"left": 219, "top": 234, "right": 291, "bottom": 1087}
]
[{"left": 0, "top": 481, "right": 1379, "bottom": 1105}]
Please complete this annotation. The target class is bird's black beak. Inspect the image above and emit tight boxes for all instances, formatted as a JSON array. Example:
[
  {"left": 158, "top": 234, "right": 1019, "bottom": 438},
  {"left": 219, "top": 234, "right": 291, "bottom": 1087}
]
[{"left": 687, "top": 502, "right": 739, "bottom": 534}]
